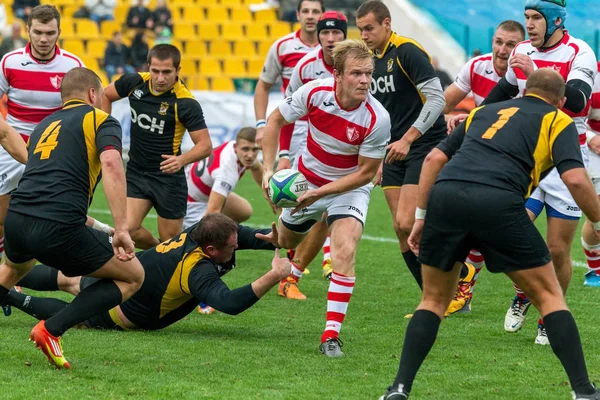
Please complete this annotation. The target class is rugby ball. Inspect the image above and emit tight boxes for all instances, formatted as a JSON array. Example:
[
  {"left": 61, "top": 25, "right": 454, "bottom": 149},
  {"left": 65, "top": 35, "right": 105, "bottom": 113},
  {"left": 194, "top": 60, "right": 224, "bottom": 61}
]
[{"left": 268, "top": 169, "right": 309, "bottom": 208}]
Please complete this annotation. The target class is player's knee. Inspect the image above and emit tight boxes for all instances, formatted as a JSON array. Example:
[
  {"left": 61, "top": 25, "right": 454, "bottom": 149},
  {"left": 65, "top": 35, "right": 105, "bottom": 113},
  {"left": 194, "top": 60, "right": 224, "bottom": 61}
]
[
  {"left": 547, "top": 243, "right": 571, "bottom": 268},
  {"left": 236, "top": 204, "right": 253, "bottom": 223},
  {"left": 398, "top": 216, "right": 414, "bottom": 237}
]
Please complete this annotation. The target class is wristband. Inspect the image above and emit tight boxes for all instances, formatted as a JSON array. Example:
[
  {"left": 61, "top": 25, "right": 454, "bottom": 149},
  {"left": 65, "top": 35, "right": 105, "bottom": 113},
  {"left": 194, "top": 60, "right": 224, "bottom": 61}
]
[
  {"left": 92, "top": 219, "right": 113, "bottom": 235},
  {"left": 593, "top": 220, "right": 600, "bottom": 231},
  {"left": 586, "top": 131, "right": 596, "bottom": 146},
  {"left": 256, "top": 119, "right": 266, "bottom": 128},
  {"left": 414, "top": 207, "right": 427, "bottom": 220},
  {"left": 278, "top": 151, "right": 289, "bottom": 159}
]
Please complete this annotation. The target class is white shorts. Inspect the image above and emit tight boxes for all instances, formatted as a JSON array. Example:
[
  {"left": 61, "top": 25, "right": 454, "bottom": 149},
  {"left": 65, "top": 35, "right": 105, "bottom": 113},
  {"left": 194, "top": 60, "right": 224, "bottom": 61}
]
[
  {"left": 527, "top": 145, "right": 589, "bottom": 218},
  {"left": 0, "top": 146, "right": 25, "bottom": 195},
  {"left": 281, "top": 183, "right": 372, "bottom": 233},
  {"left": 183, "top": 201, "right": 207, "bottom": 230},
  {"left": 289, "top": 120, "right": 308, "bottom": 165}
]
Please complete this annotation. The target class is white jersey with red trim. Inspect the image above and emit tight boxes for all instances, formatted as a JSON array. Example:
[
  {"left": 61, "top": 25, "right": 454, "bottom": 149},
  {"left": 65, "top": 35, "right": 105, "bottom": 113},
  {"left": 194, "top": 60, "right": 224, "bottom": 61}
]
[
  {"left": 454, "top": 53, "right": 502, "bottom": 106},
  {"left": 278, "top": 78, "right": 391, "bottom": 187},
  {"left": 285, "top": 48, "right": 334, "bottom": 97},
  {"left": 505, "top": 33, "right": 597, "bottom": 139},
  {"left": 259, "top": 30, "right": 320, "bottom": 94},
  {"left": 587, "top": 62, "right": 600, "bottom": 134},
  {"left": 186, "top": 141, "right": 247, "bottom": 203},
  {"left": 0, "top": 44, "right": 84, "bottom": 137}
]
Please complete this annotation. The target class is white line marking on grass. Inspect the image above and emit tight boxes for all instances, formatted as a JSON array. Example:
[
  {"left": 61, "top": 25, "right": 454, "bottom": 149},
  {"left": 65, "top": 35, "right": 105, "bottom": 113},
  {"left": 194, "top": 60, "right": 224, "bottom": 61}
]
[{"left": 87, "top": 208, "right": 592, "bottom": 265}]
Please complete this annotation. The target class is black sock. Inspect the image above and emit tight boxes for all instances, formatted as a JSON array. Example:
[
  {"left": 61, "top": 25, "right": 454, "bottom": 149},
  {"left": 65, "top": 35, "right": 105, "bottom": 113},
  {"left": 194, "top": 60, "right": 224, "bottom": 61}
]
[
  {"left": 392, "top": 309, "right": 442, "bottom": 393},
  {"left": 45, "top": 279, "right": 122, "bottom": 337},
  {"left": 0, "top": 285, "right": 9, "bottom": 304},
  {"left": 402, "top": 250, "right": 422, "bottom": 289},
  {"left": 17, "top": 264, "right": 59, "bottom": 291},
  {"left": 544, "top": 310, "right": 595, "bottom": 395},
  {"left": 6, "top": 291, "right": 68, "bottom": 320}
]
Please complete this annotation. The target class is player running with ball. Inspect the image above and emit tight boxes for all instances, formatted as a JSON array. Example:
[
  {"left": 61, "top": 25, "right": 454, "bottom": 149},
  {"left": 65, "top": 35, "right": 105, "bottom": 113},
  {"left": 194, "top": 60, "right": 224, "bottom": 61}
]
[{"left": 261, "top": 39, "right": 390, "bottom": 357}]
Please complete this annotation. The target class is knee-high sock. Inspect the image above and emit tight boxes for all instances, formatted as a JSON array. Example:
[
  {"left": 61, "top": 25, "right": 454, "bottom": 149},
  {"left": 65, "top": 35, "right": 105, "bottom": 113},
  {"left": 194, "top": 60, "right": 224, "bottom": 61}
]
[
  {"left": 513, "top": 282, "right": 528, "bottom": 300},
  {"left": 321, "top": 272, "right": 355, "bottom": 342},
  {"left": 17, "top": 264, "right": 59, "bottom": 291},
  {"left": 582, "top": 239, "right": 600, "bottom": 276},
  {"left": 44, "top": 279, "right": 122, "bottom": 337},
  {"left": 402, "top": 250, "right": 422, "bottom": 289},
  {"left": 6, "top": 291, "right": 68, "bottom": 320},
  {"left": 466, "top": 249, "right": 484, "bottom": 287},
  {"left": 322, "top": 235, "right": 331, "bottom": 263},
  {"left": 544, "top": 310, "right": 596, "bottom": 395},
  {"left": 392, "top": 309, "right": 441, "bottom": 394}
]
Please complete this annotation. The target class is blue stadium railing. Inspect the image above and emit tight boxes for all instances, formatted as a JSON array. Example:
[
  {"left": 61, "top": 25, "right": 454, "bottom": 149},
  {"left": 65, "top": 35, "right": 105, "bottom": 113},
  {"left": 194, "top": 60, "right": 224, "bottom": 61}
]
[{"left": 410, "top": 0, "right": 600, "bottom": 57}]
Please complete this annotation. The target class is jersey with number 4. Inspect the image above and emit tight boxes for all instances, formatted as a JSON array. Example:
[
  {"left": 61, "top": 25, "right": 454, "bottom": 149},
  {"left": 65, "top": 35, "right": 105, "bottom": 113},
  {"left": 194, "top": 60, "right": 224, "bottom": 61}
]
[
  {"left": 186, "top": 140, "right": 247, "bottom": 203},
  {"left": 9, "top": 100, "right": 122, "bottom": 225},
  {"left": 505, "top": 33, "right": 596, "bottom": 139}
]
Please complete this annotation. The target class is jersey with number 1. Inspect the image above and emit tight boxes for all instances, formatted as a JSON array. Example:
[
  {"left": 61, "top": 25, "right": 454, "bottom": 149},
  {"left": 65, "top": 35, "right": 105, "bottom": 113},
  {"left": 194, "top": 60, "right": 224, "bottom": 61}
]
[{"left": 505, "top": 33, "right": 597, "bottom": 141}]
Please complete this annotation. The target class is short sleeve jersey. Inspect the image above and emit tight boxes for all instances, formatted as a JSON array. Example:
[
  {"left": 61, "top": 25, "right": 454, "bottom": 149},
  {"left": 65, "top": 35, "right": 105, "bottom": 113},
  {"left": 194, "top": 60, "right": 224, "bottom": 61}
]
[
  {"left": 9, "top": 100, "right": 122, "bottom": 225},
  {"left": 437, "top": 95, "right": 583, "bottom": 198},
  {"left": 454, "top": 53, "right": 502, "bottom": 106},
  {"left": 114, "top": 72, "right": 207, "bottom": 173},
  {"left": 259, "top": 30, "right": 320, "bottom": 94},
  {"left": 279, "top": 78, "right": 391, "bottom": 187},
  {"left": 504, "top": 33, "right": 597, "bottom": 138},
  {"left": 186, "top": 141, "right": 248, "bottom": 203}
]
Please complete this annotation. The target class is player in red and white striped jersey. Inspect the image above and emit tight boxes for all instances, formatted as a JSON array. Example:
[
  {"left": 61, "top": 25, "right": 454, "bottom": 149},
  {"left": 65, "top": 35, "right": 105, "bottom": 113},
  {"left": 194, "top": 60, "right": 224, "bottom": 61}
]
[
  {"left": 262, "top": 40, "right": 391, "bottom": 357},
  {"left": 444, "top": 20, "right": 524, "bottom": 111},
  {"left": 442, "top": 21, "right": 524, "bottom": 316},
  {"left": 0, "top": 5, "right": 83, "bottom": 261},
  {"left": 582, "top": 62, "right": 600, "bottom": 287},
  {"left": 481, "top": 0, "right": 597, "bottom": 345},
  {"left": 276, "top": 11, "right": 347, "bottom": 294},
  {"left": 253, "top": 0, "right": 322, "bottom": 148},
  {"left": 184, "top": 127, "right": 262, "bottom": 230}
]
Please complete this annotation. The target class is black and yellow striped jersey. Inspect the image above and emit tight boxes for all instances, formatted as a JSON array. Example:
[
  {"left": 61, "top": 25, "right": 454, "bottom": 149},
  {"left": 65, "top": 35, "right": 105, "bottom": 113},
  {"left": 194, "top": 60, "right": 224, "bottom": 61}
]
[
  {"left": 120, "top": 224, "right": 275, "bottom": 330},
  {"left": 437, "top": 95, "right": 584, "bottom": 198},
  {"left": 114, "top": 73, "right": 207, "bottom": 173},
  {"left": 9, "top": 99, "right": 122, "bottom": 225},
  {"left": 370, "top": 32, "right": 446, "bottom": 145}
]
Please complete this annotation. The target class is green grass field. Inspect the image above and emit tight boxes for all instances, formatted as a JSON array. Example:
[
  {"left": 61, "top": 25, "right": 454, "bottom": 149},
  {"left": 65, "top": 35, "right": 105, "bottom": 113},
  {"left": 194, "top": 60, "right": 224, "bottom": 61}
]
[{"left": 4, "top": 174, "right": 600, "bottom": 399}]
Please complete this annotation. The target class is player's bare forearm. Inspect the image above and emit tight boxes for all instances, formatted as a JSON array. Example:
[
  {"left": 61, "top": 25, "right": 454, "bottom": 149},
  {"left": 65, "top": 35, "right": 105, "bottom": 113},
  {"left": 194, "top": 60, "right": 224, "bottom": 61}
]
[
  {"left": 205, "top": 192, "right": 226, "bottom": 214},
  {"left": 251, "top": 270, "right": 282, "bottom": 298},
  {"left": 179, "top": 128, "right": 212, "bottom": 166},
  {"left": 562, "top": 168, "right": 600, "bottom": 222},
  {"left": 0, "top": 120, "right": 27, "bottom": 164},
  {"left": 253, "top": 80, "right": 272, "bottom": 121},
  {"left": 316, "top": 157, "right": 381, "bottom": 198},
  {"left": 100, "top": 149, "right": 128, "bottom": 231},
  {"left": 404, "top": 126, "right": 423, "bottom": 145},
  {"left": 416, "top": 149, "right": 449, "bottom": 209},
  {"left": 443, "top": 84, "right": 469, "bottom": 114},
  {"left": 101, "top": 83, "right": 121, "bottom": 114},
  {"left": 251, "top": 162, "right": 263, "bottom": 186},
  {"left": 262, "top": 108, "right": 287, "bottom": 172}
]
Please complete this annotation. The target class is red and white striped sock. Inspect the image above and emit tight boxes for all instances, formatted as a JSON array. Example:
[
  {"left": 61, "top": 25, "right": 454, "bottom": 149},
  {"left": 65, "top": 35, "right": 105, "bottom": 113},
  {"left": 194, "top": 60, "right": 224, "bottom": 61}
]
[
  {"left": 582, "top": 239, "right": 600, "bottom": 275},
  {"left": 466, "top": 249, "right": 484, "bottom": 279},
  {"left": 0, "top": 236, "right": 4, "bottom": 261},
  {"left": 322, "top": 235, "right": 331, "bottom": 265},
  {"left": 281, "top": 261, "right": 304, "bottom": 284},
  {"left": 513, "top": 282, "right": 528, "bottom": 301},
  {"left": 321, "top": 272, "right": 355, "bottom": 343}
]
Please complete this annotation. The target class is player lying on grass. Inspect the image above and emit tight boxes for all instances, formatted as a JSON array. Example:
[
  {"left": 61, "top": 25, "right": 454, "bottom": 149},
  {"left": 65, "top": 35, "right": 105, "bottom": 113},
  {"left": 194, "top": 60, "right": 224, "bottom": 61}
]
[{"left": 3, "top": 213, "right": 291, "bottom": 331}]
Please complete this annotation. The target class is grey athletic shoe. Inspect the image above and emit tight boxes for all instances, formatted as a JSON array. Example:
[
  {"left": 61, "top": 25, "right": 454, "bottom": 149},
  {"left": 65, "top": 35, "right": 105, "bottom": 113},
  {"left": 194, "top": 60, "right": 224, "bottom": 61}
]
[
  {"left": 319, "top": 337, "right": 344, "bottom": 358},
  {"left": 379, "top": 385, "right": 409, "bottom": 400},
  {"left": 573, "top": 385, "right": 600, "bottom": 399}
]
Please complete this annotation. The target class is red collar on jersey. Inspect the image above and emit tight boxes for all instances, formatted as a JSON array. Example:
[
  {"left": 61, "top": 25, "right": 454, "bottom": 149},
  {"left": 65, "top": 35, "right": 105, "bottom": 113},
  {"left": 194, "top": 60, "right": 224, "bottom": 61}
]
[
  {"left": 537, "top": 30, "right": 569, "bottom": 53},
  {"left": 25, "top": 43, "right": 60, "bottom": 64},
  {"left": 319, "top": 49, "right": 334, "bottom": 73}
]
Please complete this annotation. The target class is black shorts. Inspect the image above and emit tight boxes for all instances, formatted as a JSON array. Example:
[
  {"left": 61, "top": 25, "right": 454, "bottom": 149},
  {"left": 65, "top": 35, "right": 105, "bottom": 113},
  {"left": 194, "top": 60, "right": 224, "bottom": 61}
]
[
  {"left": 83, "top": 310, "right": 123, "bottom": 331},
  {"left": 4, "top": 211, "right": 114, "bottom": 277},
  {"left": 126, "top": 167, "right": 187, "bottom": 219},
  {"left": 418, "top": 181, "right": 551, "bottom": 273},
  {"left": 381, "top": 142, "right": 436, "bottom": 188}
]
